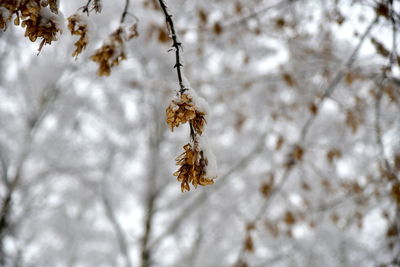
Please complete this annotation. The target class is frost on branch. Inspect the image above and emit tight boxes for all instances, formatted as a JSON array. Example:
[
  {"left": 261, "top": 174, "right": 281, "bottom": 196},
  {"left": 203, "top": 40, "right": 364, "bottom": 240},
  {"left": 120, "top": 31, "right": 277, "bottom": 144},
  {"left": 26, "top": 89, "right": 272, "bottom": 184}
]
[{"left": 90, "top": 24, "right": 138, "bottom": 76}]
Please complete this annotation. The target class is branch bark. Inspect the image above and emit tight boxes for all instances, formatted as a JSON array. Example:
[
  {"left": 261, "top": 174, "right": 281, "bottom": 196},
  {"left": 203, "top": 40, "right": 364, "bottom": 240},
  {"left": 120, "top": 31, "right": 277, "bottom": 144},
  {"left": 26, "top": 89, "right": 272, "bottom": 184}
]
[{"left": 158, "top": 0, "right": 185, "bottom": 91}]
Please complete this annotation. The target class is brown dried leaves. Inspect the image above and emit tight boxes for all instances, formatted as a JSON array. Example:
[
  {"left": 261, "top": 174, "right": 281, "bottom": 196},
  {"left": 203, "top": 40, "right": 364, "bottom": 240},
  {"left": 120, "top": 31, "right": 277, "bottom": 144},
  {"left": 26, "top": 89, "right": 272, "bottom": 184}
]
[
  {"left": 166, "top": 93, "right": 206, "bottom": 134},
  {"left": 67, "top": 14, "right": 89, "bottom": 59},
  {"left": 1, "top": 0, "right": 62, "bottom": 52},
  {"left": 166, "top": 92, "right": 215, "bottom": 192},
  {"left": 90, "top": 25, "right": 138, "bottom": 76},
  {"left": 174, "top": 143, "right": 214, "bottom": 192}
]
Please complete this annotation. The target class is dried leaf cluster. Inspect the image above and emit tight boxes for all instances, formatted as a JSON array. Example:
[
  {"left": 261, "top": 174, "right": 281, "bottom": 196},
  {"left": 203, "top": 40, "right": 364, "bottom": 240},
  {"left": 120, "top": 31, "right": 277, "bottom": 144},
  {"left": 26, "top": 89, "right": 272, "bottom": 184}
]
[
  {"left": 166, "top": 92, "right": 206, "bottom": 134},
  {"left": 174, "top": 143, "right": 214, "bottom": 192},
  {"left": 67, "top": 14, "right": 89, "bottom": 59},
  {"left": 166, "top": 92, "right": 215, "bottom": 192},
  {"left": 90, "top": 25, "right": 138, "bottom": 76},
  {"left": 0, "top": 0, "right": 62, "bottom": 52},
  {"left": 1, "top": 0, "right": 140, "bottom": 74}
]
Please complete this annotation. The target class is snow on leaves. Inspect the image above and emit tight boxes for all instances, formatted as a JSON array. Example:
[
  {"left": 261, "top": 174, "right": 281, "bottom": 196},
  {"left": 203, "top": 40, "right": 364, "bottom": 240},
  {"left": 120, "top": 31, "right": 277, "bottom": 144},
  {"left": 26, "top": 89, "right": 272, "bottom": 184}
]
[
  {"left": 0, "top": 0, "right": 63, "bottom": 53},
  {"left": 90, "top": 25, "right": 138, "bottom": 76},
  {"left": 166, "top": 90, "right": 216, "bottom": 192}
]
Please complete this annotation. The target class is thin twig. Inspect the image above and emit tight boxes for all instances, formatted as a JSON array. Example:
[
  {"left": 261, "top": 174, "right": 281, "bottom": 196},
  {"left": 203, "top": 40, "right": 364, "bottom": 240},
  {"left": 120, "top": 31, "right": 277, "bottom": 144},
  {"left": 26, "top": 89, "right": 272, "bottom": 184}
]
[
  {"left": 120, "top": 0, "right": 131, "bottom": 24},
  {"left": 158, "top": 0, "right": 185, "bottom": 91},
  {"left": 82, "top": 0, "right": 93, "bottom": 16}
]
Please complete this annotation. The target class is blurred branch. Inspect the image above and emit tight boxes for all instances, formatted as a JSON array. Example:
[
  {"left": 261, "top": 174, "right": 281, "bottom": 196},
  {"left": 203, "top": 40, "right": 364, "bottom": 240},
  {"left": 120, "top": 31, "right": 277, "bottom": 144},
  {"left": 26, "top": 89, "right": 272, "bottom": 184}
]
[
  {"left": 158, "top": 0, "right": 185, "bottom": 91},
  {"left": 0, "top": 85, "right": 59, "bottom": 264},
  {"left": 300, "top": 15, "right": 378, "bottom": 140},
  {"left": 374, "top": 84, "right": 391, "bottom": 170},
  {"left": 100, "top": 149, "right": 132, "bottom": 267},
  {"left": 101, "top": 192, "right": 133, "bottom": 267},
  {"left": 139, "top": 99, "right": 165, "bottom": 267},
  {"left": 374, "top": 0, "right": 399, "bottom": 174},
  {"left": 0, "top": 148, "right": 8, "bottom": 188},
  {"left": 140, "top": 192, "right": 156, "bottom": 267},
  {"left": 226, "top": 0, "right": 298, "bottom": 30}
]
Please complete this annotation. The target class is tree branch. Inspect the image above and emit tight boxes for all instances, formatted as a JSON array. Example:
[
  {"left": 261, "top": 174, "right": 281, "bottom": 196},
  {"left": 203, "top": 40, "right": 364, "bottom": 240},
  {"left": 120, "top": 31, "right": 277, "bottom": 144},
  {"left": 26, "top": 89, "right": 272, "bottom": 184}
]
[
  {"left": 158, "top": 0, "right": 185, "bottom": 91},
  {"left": 120, "top": 0, "right": 131, "bottom": 24}
]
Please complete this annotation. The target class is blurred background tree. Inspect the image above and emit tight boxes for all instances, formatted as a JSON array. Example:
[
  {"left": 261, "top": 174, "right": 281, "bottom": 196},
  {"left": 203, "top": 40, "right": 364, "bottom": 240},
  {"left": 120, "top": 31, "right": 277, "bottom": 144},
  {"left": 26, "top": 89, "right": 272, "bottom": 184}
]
[{"left": 0, "top": 0, "right": 399, "bottom": 266}]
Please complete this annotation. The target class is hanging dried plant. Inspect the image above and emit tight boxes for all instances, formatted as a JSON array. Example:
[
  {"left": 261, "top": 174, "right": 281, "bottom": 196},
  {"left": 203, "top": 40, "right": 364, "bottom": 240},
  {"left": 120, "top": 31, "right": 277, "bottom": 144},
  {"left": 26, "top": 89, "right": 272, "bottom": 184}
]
[
  {"left": 159, "top": 0, "right": 217, "bottom": 191},
  {"left": 90, "top": 23, "right": 138, "bottom": 76},
  {"left": 67, "top": 14, "right": 90, "bottom": 59},
  {"left": 1, "top": 0, "right": 63, "bottom": 53}
]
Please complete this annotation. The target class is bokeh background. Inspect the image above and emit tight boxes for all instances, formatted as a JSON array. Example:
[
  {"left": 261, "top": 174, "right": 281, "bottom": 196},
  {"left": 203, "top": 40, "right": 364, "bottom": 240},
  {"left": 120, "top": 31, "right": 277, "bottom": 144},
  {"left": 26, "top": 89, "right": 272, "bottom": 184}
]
[{"left": 0, "top": 0, "right": 399, "bottom": 266}]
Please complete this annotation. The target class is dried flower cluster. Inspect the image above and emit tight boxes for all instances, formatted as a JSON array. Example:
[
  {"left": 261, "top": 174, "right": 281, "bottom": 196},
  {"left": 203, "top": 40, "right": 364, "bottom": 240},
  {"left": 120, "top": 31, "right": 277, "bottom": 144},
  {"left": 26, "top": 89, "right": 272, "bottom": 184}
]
[
  {"left": 166, "top": 91, "right": 216, "bottom": 192},
  {"left": 67, "top": 14, "right": 89, "bottom": 59},
  {"left": 0, "top": 0, "right": 63, "bottom": 52},
  {"left": 90, "top": 25, "right": 138, "bottom": 76}
]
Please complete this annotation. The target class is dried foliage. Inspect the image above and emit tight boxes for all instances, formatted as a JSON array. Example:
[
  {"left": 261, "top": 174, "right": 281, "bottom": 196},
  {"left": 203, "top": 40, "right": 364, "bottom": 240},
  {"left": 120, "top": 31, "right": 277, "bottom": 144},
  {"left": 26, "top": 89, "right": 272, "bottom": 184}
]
[
  {"left": 160, "top": 0, "right": 216, "bottom": 191},
  {"left": 166, "top": 91, "right": 215, "bottom": 192},
  {"left": 0, "top": 0, "right": 63, "bottom": 53},
  {"left": 1, "top": 0, "right": 400, "bottom": 266},
  {"left": 67, "top": 14, "right": 89, "bottom": 59},
  {"left": 174, "top": 143, "right": 214, "bottom": 192},
  {"left": 166, "top": 93, "right": 206, "bottom": 133},
  {"left": 90, "top": 25, "right": 138, "bottom": 76}
]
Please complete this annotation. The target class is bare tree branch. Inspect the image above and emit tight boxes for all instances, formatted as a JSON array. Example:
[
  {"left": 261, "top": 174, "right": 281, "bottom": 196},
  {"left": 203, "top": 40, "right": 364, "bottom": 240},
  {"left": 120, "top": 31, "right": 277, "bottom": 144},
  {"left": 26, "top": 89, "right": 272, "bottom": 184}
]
[{"left": 158, "top": 0, "right": 185, "bottom": 91}]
